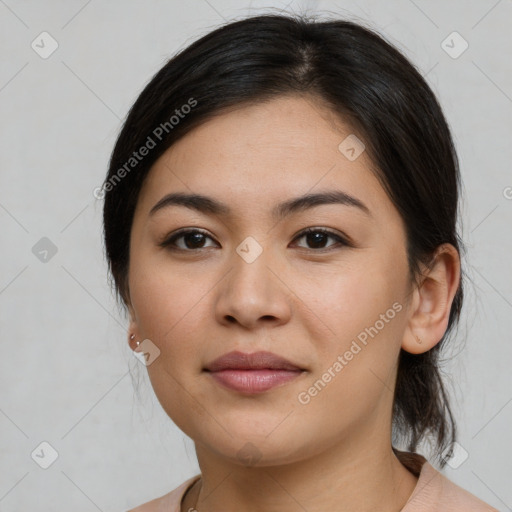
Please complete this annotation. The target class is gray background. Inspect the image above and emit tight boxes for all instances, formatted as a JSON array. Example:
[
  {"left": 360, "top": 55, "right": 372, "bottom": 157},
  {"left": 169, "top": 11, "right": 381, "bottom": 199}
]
[{"left": 1, "top": 0, "right": 511, "bottom": 510}]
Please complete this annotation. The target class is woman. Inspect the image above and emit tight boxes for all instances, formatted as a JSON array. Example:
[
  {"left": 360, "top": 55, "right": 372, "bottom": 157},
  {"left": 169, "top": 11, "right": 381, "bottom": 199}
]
[{"left": 101, "top": 13, "right": 498, "bottom": 512}]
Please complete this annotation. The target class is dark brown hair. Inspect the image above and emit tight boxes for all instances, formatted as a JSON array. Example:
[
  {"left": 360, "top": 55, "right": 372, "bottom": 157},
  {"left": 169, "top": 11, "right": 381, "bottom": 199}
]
[{"left": 102, "top": 12, "right": 465, "bottom": 469}]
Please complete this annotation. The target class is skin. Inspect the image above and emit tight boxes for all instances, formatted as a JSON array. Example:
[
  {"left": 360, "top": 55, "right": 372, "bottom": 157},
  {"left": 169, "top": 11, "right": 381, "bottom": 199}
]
[{"left": 125, "top": 95, "right": 460, "bottom": 512}]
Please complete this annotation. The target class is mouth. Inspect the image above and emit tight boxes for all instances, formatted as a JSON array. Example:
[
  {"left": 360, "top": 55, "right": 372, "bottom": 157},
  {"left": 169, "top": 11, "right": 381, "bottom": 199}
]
[{"left": 204, "top": 350, "right": 306, "bottom": 394}]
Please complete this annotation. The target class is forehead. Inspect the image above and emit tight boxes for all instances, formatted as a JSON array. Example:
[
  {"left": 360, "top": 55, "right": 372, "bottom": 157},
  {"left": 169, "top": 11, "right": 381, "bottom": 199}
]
[{"left": 135, "top": 95, "right": 395, "bottom": 223}]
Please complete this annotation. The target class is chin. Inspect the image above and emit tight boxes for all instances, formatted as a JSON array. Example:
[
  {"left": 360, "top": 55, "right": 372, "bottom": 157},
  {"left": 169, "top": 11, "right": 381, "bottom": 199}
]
[{"left": 193, "top": 421, "right": 318, "bottom": 468}]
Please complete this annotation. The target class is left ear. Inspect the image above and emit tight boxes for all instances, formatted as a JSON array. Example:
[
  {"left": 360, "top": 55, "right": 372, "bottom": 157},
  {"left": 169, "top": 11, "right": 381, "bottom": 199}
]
[{"left": 402, "top": 243, "right": 461, "bottom": 355}]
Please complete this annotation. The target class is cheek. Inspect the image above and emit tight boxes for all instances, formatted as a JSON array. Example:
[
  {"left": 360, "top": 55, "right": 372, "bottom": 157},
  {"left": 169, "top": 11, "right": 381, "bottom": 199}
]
[
  {"left": 291, "top": 256, "right": 407, "bottom": 348},
  {"left": 129, "top": 266, "right": 215, "bottom": 434},
  {"left": 292, "top": 256, "right": 409, "bottom": 403},
  {"left": 129, "top": 255, "right": 211, "bottom": 341}
]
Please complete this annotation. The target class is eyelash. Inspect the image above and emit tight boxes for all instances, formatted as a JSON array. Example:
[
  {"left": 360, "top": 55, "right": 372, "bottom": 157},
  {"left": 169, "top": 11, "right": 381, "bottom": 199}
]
[{"left": 159, "top": 227, "right": 351, "bottom": 253}]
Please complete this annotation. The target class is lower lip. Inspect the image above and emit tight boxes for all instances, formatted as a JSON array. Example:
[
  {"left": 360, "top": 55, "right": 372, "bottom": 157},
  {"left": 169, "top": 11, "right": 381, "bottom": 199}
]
[{"left": 207, "top": 369, "right": 303, "bottom": 393}]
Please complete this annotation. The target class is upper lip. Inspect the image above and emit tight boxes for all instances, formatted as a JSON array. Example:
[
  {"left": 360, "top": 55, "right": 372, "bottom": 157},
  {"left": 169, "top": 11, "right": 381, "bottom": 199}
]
[{"left": 204, "top": 350, "right": 303, "bottom": 372}]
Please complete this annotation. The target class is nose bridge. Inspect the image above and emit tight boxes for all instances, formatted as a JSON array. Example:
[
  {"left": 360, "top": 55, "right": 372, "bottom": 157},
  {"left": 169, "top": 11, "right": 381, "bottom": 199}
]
[
  {"left": 230, "top": 234, "right": 275, "bottom": 298},
  {"left": 215, "top": 235, "right": 290, "bottom": 327}
]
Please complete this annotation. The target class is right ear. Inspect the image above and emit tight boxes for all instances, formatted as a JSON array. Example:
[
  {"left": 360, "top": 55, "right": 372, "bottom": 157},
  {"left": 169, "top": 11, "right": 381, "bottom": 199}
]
[
  {"left": 126, "top": 300, "right": 140, "bottom": 351},
  {"left": 121, "top": 277, "right": 139, "bottom": 350}
]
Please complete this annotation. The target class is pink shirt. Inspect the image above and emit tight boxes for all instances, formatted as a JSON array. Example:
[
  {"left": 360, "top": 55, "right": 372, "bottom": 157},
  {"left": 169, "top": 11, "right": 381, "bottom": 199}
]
[{"left": 128, "top": 452, "right": 498, "bottom": 511}]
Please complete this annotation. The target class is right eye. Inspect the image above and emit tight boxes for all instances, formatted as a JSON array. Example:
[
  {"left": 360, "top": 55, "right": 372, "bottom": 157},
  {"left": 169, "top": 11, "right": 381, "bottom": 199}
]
[{"left": 159, "top": 228, "right": 219, "bottom": 251}]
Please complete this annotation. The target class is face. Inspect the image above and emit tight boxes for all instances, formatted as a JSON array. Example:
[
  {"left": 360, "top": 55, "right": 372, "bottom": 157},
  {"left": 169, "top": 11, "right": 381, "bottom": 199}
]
[{"left": 127, "top": 95, "right": 415, "bottom": 467}]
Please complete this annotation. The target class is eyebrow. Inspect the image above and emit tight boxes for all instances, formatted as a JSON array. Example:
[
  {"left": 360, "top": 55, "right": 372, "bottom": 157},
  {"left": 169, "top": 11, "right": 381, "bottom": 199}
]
[{"left": 149, "top": 189, "right": 371, "bottom": 220}]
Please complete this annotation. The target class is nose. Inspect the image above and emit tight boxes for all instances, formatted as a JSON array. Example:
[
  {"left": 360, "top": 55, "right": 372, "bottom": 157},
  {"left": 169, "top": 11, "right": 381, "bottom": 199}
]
[{"left": 214, "top": 243, "right": 292, "bottom": 330}]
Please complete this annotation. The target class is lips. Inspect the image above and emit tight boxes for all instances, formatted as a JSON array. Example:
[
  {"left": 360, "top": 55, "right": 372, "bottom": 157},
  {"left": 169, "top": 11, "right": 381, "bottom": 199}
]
[
  {"left": 204, "top": 350, "right": 305, "bottom": 393},
  {"left": 205, "top": 350, "right": 302, "bottom": 372}
]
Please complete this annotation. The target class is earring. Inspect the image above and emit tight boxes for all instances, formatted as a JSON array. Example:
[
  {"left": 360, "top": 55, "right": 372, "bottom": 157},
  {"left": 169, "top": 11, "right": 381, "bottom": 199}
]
[
  {"left": 130, "top": 334, "right": 140, "bottom": 347},
  {"left": 414, "top": 334, "right": 423, "bottom": 344}
]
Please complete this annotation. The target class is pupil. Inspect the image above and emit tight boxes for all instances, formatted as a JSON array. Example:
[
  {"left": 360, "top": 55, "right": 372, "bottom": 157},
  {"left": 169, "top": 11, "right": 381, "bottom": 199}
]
[
  {"left": 186, "top": 233, "right": 205, "bottom": 248},
  {"left": 308, "top": 232, "right": 326, "bottom": 248}
]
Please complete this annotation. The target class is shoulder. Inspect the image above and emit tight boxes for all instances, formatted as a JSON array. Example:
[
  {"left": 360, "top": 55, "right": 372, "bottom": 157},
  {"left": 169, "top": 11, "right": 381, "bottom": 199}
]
[
  {"left": 431, "top": 466, "right": 499, "bottom": 511},
  {"left": 402, "top": 455, "right": 498, "bottom": 511},
  {"left": 127, "top": 475, "right": 201, "bottom": 512}
]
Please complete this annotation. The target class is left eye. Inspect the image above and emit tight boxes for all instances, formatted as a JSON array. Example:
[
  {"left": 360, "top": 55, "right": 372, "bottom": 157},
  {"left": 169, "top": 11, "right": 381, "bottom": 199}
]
[{"left": 292, "top": 228, "right": 347, "bottom": 250}]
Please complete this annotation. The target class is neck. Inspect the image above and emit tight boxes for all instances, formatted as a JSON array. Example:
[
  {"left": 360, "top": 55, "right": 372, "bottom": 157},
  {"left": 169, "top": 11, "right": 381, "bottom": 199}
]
[{"left": 184, "top": 428, "right": 419, "bottom": 512}]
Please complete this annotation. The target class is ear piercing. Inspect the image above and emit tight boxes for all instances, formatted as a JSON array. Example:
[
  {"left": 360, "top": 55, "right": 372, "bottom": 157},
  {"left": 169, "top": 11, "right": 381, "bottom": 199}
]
[
  {"left": 130, "top": 333, "right": 141, "bottom": 347},
  {"left": 414, "top": 334, "right": 423, "bottom": 344}
]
